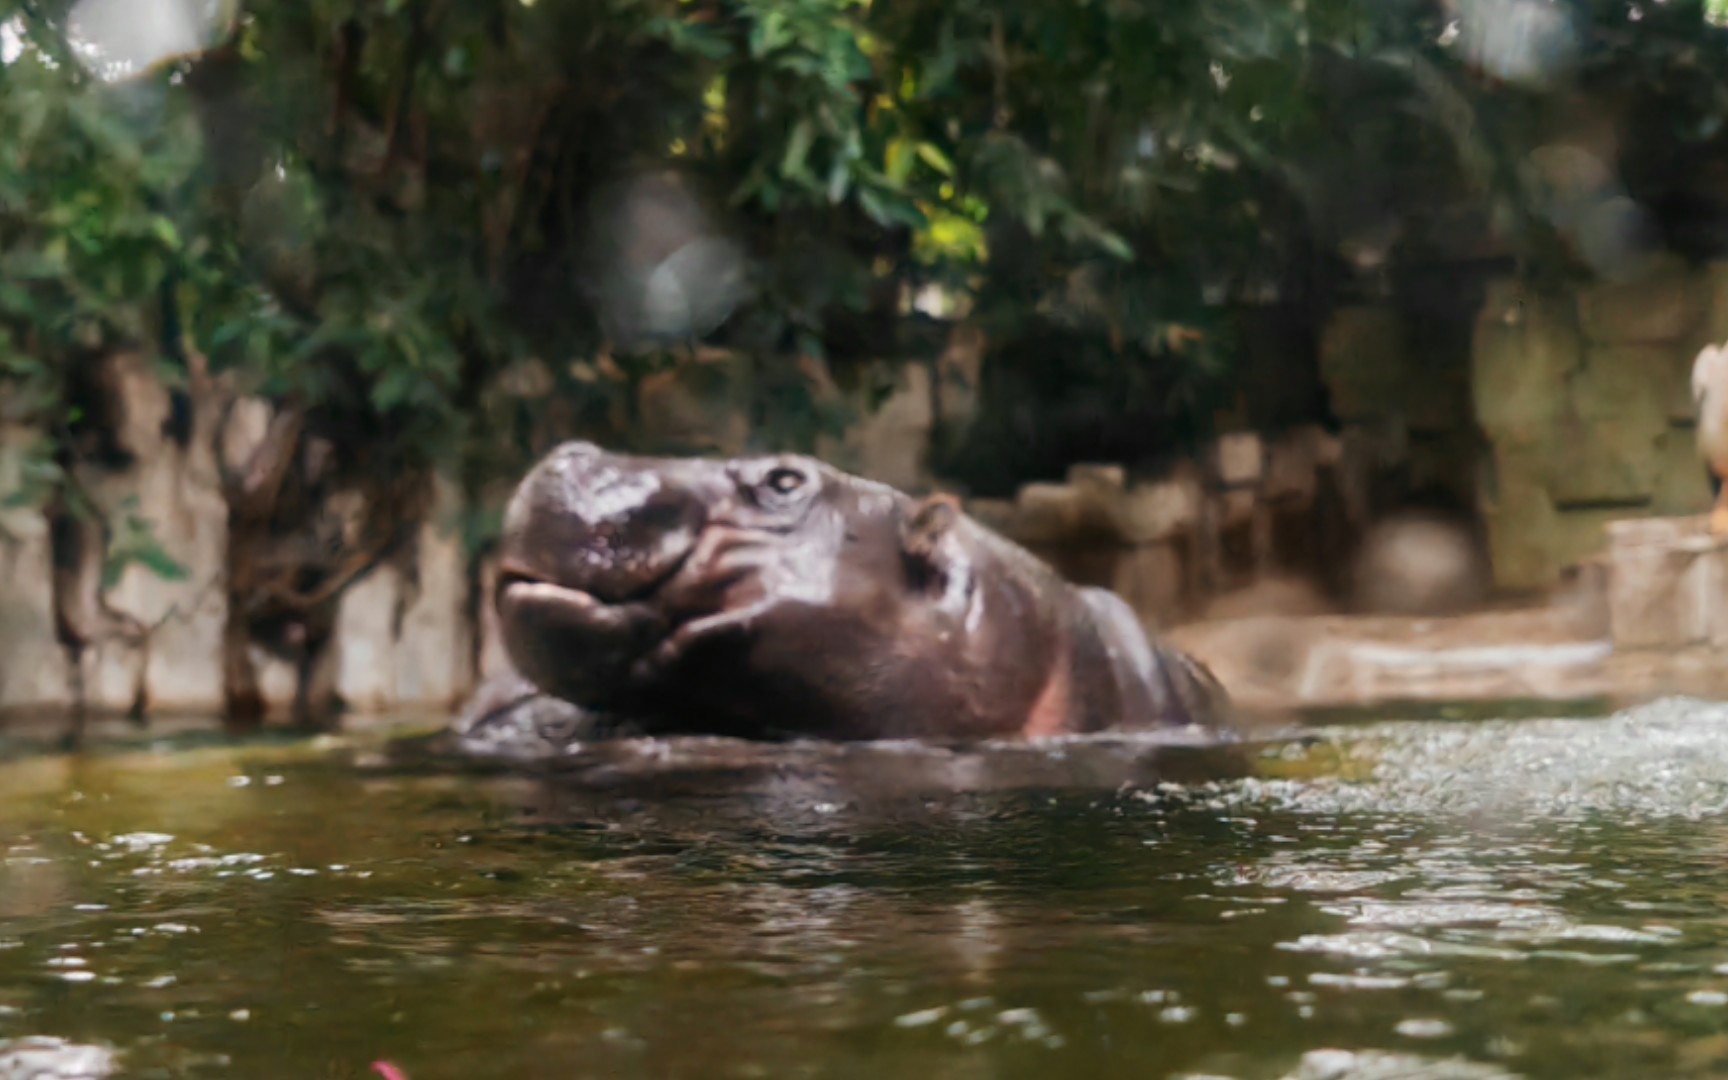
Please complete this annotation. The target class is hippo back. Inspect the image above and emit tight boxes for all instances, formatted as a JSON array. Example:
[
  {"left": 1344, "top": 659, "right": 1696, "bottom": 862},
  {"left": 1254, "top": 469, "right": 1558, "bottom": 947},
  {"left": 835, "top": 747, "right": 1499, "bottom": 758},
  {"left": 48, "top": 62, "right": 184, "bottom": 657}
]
[{"left": 1073, "top": 586, "right": 1233, "bottom": 732}]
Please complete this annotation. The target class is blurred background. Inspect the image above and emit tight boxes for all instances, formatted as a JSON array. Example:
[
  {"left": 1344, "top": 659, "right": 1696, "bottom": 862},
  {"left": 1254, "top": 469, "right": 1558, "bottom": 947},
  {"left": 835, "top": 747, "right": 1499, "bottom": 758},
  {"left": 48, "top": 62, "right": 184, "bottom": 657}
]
[{"left": 3, "top": 0, "right": 1727, "bottom": 726}]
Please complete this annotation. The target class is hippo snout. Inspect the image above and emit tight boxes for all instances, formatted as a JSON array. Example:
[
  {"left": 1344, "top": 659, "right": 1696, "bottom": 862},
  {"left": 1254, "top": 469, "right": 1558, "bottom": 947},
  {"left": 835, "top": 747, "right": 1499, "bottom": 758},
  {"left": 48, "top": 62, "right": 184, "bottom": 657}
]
[{"left": 499, "top": 442, "right": 710, "bottom": 604}]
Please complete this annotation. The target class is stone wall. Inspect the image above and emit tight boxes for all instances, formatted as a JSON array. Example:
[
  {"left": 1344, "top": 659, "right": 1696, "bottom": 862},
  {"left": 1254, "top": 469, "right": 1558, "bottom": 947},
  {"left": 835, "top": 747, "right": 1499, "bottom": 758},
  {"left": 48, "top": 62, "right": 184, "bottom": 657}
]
[
  {"left": 961, "top": 424, "right": 1412, "bottom": 627},
  {"left": 1603, "top": 514, "right": 1728, "bottom": 651},
  {"left": 959, "top": 263, "right": 1728, "bottom": 620},
  {"left": 79, "top": 352, "right": 232, "bottom": 713},
  {"left": 1308, "top": 258, "right": 1728, "bottom": 594},
  {"left": 328, "top": 478, "right": 474, "bottom": 715},
  {"left": 0, "top": 427, "right": 64, "bottom": 713},
  {"left": 1318, "top": 303, "right": 1480, "bottom": 514},
  {"left": 1471, "top": 257, "right": 1719, "bottom": 590},
  {"left": 0, "top": 434, "right": 477, "bottom": 721},
  {"left": 0, "top": 357, "right": 479, "bottom": 720}
]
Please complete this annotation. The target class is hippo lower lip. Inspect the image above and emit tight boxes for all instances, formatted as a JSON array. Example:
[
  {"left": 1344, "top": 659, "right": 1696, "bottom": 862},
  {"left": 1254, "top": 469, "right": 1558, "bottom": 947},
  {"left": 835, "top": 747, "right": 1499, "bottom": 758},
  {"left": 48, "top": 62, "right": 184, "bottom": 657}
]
[
  {"left": 498, "top": 576, "right": 599, "bottom": 614},
  {"left": 496, "top": 573, "right": 676, "bottom": 708},
  {"left": 497, "top": 576, "right": 659, "bottom": 638}
]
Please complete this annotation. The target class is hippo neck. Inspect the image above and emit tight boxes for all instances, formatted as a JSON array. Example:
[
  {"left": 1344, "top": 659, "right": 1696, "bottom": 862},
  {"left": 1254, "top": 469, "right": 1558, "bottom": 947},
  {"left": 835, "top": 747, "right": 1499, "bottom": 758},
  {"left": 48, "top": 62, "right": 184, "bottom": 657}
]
[
  {"left": 953, "top": 514, "right": 1085, "bottom": 736},
  {"left": 1021, "top": 643, "right": 1072, "bottom": 737}
]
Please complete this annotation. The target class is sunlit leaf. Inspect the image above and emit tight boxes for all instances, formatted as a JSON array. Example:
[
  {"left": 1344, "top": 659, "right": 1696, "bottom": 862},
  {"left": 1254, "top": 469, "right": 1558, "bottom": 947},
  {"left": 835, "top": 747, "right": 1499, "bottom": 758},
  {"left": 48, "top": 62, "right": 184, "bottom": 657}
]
[
  {"left": 781, "top": 118, "right": 816, "bottom": 180},
  {"left": 914, "top": 141, "right": 953, "bottom": 176}
]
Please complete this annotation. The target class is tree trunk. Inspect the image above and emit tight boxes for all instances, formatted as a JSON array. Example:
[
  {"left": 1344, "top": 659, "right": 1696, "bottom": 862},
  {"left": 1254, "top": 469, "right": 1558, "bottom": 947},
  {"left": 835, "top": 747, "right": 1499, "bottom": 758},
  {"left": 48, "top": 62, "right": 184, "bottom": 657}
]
[{"left": 221, "top": 591, "right": 265, "bottom": 730}]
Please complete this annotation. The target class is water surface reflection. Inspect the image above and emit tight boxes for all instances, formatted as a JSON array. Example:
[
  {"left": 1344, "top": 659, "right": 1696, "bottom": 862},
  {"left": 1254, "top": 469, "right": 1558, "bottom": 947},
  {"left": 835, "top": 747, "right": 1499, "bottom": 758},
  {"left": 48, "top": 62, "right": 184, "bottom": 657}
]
[{"left": 2, "top": 702, "right": 1728, "bottom": 1078}]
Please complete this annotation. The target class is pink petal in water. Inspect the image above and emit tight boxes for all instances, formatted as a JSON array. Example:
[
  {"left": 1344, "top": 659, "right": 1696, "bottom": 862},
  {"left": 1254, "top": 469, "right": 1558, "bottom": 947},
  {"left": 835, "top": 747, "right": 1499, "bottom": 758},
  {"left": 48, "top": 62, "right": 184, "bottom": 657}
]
[{"left": 371, "top": 1062, "right": 410, "bottom": 1080}]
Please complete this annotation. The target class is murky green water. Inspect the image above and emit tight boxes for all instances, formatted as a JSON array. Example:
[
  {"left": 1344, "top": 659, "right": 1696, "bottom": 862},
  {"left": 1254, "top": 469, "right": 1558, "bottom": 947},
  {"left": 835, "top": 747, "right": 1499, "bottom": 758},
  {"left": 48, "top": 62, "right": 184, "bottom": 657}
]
[{"left": 8, "top": 702, "right": 1728, "bottom": 1079}]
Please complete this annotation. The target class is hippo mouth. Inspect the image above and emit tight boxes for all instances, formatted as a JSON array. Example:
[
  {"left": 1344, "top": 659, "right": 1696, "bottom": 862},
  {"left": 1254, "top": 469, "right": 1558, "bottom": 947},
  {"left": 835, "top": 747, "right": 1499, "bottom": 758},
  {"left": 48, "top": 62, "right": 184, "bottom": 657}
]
[
  {"left": 495, "top": 552, "right": 690, "bottom": 652},
  {"left": 494, "top": 540, "right": 712, "bottom": 707},
  {"left": 496, "top": 541, "right": 695, "bottom": 612},
  {"left": 497, "top": 574, "right": 643, "bottom": 625}
]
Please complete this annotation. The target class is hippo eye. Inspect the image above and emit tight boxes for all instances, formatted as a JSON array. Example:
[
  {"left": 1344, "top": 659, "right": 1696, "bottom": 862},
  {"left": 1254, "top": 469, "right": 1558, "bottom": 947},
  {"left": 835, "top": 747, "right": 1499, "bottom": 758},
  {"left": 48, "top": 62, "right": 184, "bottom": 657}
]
[{"left": 765, "top": 467, "right": 806, "bottom": 495}]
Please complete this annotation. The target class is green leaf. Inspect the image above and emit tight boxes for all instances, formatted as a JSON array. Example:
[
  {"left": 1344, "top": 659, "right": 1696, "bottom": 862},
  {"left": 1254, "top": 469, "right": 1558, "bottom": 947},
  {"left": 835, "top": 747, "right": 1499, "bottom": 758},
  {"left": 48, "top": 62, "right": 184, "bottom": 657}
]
[
  {"left": 915, "top": 142, "right": 955, "bottom": 177},
  {"left": 749, "top": 8, "right": 791, "bottom": 58},
  {"left": 372, "top": 366, "right": 419, "bottom": 412},
  {"left": 781, "top": 119, "right": 816, "bottom": 181},
  {"left": 151, "top": 216, "right": 182, "bottom": 251},
  {"left": 826, "top": 158, "right": 850, "bottom": 203},
  {"left": 858, "top": 185, "right": 928, "bottom": 229},
  {"left": 102, "top": 506, "right": 189, "bottom": 588},
  {"left": 133, "top": 545, "right": 190, "bottom": 583},
  {"left": 885, "top": 136, "right": 914, "bottom": 184},
  {"left": 4, "top": 251, "right": 66, "bottom": 280},
  {"left": 0, "top": 284, "right": 35, "bottom": 316},
  {"left": 1096, "top": 231, "right": 1134, "bottom": 261}
]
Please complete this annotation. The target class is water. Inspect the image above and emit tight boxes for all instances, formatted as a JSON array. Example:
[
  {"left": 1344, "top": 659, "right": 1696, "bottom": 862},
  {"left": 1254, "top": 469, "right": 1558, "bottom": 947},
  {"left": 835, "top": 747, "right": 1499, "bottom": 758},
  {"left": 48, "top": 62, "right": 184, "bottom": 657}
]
[{"left": 5, "top": 702, "right": 1728, "bottom": 1078}]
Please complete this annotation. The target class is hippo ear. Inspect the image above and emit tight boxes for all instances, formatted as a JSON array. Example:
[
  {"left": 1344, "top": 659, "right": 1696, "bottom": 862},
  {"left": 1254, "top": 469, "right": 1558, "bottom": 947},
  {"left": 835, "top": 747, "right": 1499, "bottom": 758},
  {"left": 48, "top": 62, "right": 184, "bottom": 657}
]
[{"left": 901, "top": 493, "right": 962, "bottom": 593}]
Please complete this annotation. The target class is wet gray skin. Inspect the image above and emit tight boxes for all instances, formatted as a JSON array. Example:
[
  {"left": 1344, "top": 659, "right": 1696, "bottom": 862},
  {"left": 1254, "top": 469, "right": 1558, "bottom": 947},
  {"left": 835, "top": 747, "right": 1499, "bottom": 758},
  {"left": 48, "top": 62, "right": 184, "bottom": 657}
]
[
  {"left": 481, "top": 440, "right": 1231, "bottom": 746},
  {"left": 6, "top": 699, "right": 1728, "bottom": 1078}
]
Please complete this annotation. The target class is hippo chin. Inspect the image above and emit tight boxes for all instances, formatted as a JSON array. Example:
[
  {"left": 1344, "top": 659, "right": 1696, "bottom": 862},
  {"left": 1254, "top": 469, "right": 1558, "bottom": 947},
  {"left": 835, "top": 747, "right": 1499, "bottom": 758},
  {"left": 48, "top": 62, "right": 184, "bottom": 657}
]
[{"left": 466, "top": 440, "right": 1233, "bottom": 745}]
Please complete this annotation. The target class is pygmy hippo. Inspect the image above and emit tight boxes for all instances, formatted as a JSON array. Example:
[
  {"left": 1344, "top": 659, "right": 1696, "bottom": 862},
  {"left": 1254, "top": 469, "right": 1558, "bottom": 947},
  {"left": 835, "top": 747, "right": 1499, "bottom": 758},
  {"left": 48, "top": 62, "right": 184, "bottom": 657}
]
[{"left": 465, "top": 441, "right": 1233, "bottom": 744}]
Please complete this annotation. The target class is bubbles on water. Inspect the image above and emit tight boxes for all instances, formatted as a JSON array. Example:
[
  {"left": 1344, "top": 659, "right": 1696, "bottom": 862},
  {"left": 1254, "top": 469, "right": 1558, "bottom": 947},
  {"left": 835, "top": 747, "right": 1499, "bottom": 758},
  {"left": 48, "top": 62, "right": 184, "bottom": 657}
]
[
  {"left": 1255, "top": 867, "right": 1407, "bottom": 894},
  {"left": 107, "top": 833, "right": 174, "bottom": 852},
  {"left": 1225, "top": 698, "right": 1728, "bottom": 823},
  {"left": 1280, "top": 1048, "right": 1519, "bottom": 1079},
  {"left": 1286, "top": 929, "right": 1499, "bottom": 965},
  {"left": 1395, "top": 1018, "right": 1455, "bottom": 1038},
  {"left": 165, "top": 853, "right": 264, "bottom": 872},
  {"left": 893, "top": 1006, "right": 947, "bottom": 1028},
  {"left": 892, "top": 1000, "right": 1064, "bottom": 1048},
  {"left": 1309, "top": 972, "right": 1410, "bottom": 991},
  {"left": 0, "top": 1037, "right": 116, "bottom": 1080},
  {"left": 1146, "top": 700, "right": 1728, "bottom": 1075}
]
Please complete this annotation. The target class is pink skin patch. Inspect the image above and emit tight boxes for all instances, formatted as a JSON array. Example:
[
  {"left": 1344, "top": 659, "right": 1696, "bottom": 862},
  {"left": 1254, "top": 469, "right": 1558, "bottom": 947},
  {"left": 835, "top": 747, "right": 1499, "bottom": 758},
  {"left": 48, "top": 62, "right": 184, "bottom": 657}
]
[{"left": 371, "top": 1063, "right": 410, "bottom": 1080}]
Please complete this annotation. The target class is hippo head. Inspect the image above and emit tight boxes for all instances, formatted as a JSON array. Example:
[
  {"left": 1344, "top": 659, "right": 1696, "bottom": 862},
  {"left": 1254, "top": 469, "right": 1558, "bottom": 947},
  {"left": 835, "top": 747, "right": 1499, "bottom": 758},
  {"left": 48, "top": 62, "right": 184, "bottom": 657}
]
[{"left": 494, "top": 441, "right": 997, "bottom": 739}]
